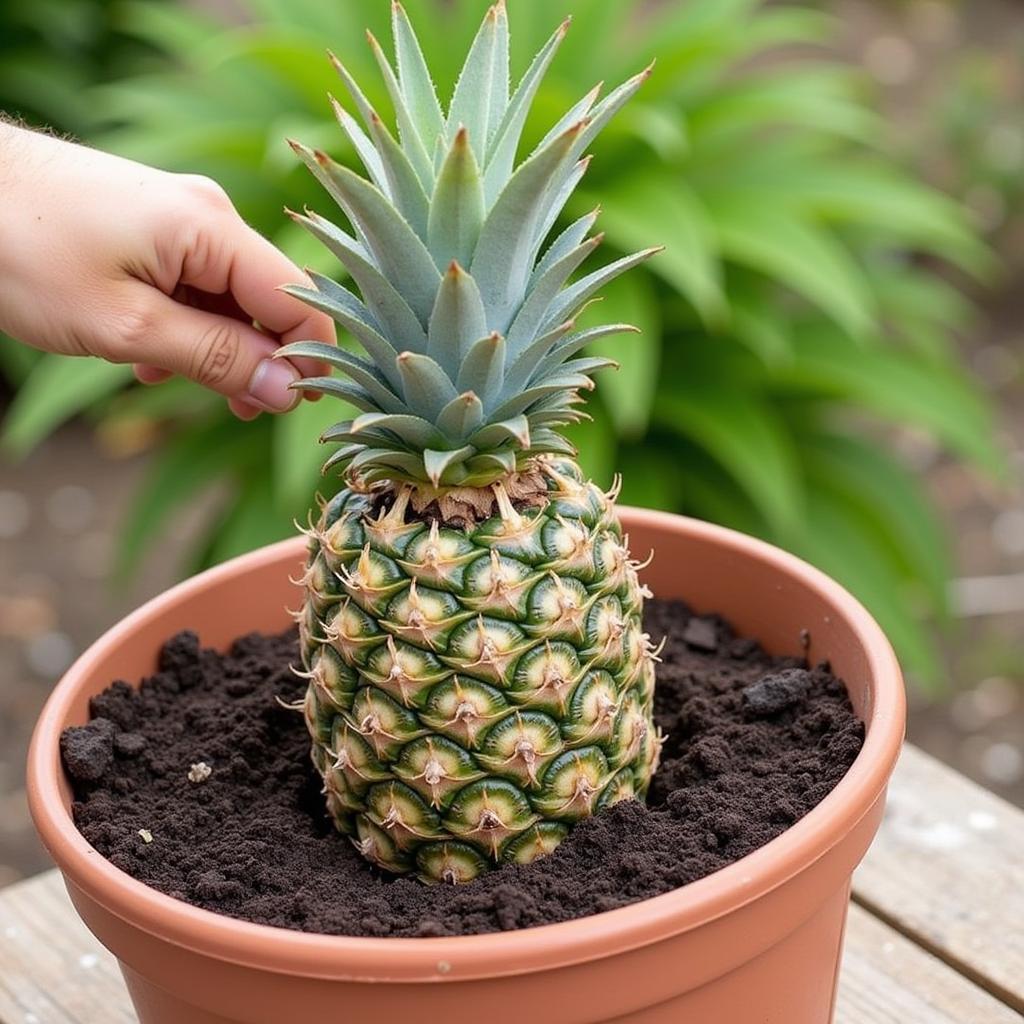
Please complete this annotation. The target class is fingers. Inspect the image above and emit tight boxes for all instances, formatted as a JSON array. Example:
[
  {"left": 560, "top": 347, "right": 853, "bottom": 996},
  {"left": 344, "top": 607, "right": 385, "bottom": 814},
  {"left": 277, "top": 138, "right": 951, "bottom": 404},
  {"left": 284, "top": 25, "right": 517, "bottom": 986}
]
[
  {"left": 177, "top": 200, "right": 335, "bottom": 381},
  {"left": 133, "top": 364, "right": 172, "bottom": 385},
  {"left": 122, "top": 288, "right": 302, "bottom": 412},
  {"left": 123, "top": 175, "right": 336, "bottom": 417},
  {"left": 136, "top": 363, "right": 265, "bottom": 421},
  {"left": 228, "top": 396, "right": 262, "bottom": 421}
]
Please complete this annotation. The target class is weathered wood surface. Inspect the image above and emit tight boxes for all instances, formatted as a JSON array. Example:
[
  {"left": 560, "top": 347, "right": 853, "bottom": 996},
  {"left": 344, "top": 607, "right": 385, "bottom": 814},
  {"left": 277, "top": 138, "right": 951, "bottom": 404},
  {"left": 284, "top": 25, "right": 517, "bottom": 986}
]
[
  {"left": 0, "top": 871, "right": 134, "bottom": 1024},
  {"left": 853, "top": 743, "right": 1024, "bottom": 1015},
  {"left": 835, "top": 905, "right": 1021, "bottom": 1024},
  {"left": 2, "top": 744, "right": 1022, "bottom": 1023}
]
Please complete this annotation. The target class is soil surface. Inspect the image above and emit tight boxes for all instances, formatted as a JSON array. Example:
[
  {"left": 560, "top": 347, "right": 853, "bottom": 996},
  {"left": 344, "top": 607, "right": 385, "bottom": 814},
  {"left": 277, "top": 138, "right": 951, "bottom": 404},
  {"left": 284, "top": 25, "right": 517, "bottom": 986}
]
[{"left": 61, "top": 600, "right": 863, "bottom": 937}]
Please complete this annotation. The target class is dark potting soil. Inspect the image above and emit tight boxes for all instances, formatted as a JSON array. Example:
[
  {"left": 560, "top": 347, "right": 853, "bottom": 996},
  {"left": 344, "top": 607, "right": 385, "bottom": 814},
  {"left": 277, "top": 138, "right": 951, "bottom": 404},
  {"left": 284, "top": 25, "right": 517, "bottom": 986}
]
[{"left": 62, "top": 600, "right": 863, "bottom": 938}]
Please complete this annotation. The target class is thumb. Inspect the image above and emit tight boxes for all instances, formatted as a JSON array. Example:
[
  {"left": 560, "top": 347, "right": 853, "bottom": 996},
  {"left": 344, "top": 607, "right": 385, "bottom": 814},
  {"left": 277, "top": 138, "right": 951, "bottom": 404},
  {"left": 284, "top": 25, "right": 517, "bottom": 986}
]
[{"left": 124, "top": 288, "right": 302, "bottom": 411}]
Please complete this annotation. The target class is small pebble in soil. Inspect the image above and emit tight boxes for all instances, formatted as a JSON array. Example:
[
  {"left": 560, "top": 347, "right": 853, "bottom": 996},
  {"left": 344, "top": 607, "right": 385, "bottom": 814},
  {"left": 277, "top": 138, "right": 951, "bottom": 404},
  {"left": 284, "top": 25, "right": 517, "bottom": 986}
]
[
  {"left": 62, "top": 601, "right": 864, "bottom": 938},
  {"left": 681, "top": 616, "right": 718, "bottom": 651},
  {"left": 742, "top": 669, "right": 813, "bottom": 717}
]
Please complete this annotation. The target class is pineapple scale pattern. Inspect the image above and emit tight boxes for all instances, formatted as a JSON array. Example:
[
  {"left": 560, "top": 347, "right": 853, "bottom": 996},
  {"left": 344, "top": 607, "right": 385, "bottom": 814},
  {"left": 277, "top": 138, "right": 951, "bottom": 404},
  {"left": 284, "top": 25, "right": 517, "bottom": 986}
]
[{"left": 298, "top": 459, "right": 661, "bottom": 882}]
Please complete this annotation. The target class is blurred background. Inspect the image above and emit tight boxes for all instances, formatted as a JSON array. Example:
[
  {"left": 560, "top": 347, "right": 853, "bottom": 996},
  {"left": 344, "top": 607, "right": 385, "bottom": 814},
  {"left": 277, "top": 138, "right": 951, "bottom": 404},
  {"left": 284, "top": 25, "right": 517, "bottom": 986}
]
[{"left": 1, "top": 0, "right": 1021, "bottom": 885}]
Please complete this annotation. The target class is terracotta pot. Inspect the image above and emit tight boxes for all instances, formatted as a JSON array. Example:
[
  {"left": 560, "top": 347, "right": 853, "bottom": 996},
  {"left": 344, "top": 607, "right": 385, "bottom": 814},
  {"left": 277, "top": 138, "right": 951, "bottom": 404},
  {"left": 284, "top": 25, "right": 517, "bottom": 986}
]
[{"left": 28, "top": 509, "right": 904, "bottom": 1024}]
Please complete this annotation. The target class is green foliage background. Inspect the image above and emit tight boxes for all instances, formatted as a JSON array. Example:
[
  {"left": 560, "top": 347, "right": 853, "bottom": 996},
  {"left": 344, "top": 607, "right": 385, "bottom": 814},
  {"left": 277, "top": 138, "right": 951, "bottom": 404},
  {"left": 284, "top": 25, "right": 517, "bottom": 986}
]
[{"left": 0, "top": 0, "right": 1005, "bottom": 681}]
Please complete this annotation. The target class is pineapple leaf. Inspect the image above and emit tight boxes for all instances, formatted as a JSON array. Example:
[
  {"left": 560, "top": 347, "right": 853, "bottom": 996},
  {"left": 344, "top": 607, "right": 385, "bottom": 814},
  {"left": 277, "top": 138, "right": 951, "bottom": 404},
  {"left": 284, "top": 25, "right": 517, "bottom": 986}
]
[
  {"left": 529, "top": 427, "right": 577, "bottom": 456},
  {"left": 469, "top": 415, "right": 530, "bottom": 450},
  {"left": 544, "top": 248, "right": 662, "bottom": 328},
  {"left": 275, "top": 342, "right": 408, "bottom": 414},
  {"left": 427, "top": 262, "right": 488, "bottom": 376},
  {"left": 355, "top": 446, "right": 435, "bottom": 480},
  {"left": 310, "top": 154, "right": 440, "bottom": 322},
  {"left": 505, "top": 234, "right": 603, "bottom": 359},
  {"left": 534, "top": 82, "right": 601, "bottom": 154},
  {"left": 448, "top": 1, "right": 509, "bottom": 163},
  {"left": 321, "top": 443, "right": 365, "bottom": 476},
  {"left": 318, "top": 419, "right": 356, "bottom": 442},
  {"left": 428, "top": 128, "right": 486, "bottom": 269},
  {"left": 289, "top": 209, "right": 428, "bottom": 353},
  {"left": 365, "top": 29, "right": 435, "bottom": 189},
  {"left": 519, "top": 323, "right": 640, "bottom": 388},
  {"left": 484, "top": 16, "right": 570, "bottom": 199},
  {"left": 424, "top": 445, "right": 476, "bottom": 486},
  {"left": 500, "top": 318, "right": 580, "bottom": 393},
  {"left": 465, "top": 449, "right": 517, "bottom": 477},
  {"left": 396, "top": 351, "right": 459, "bottom": 418},
  {"left": 436, "top": 391, "right": 485, "bottom": 438},
  {"left": 362, "top": 107, "right": 431, "bottom": 237},
  {"left": 569, "top": 64, "right": 655, "bottom": 162},
  {"left": 489, "top": 377, "right": 589, "bottom": 421},
  {"left": 391, "top": 1, "right": 447, "bottom": 147},
  {"left": 456, "top": 332, "right": 505, "bottom": 409},
  {"left": 350, "top": 412, "right": 444, "bottom": 448},
  {"left": 292, "top": 376, "right": 381, "bottom": 412},
  {"left": 327, "top": 51, "right": 378, "bottom": 130},
  {"left": 531, "top": 207, "right": 601, "bottom": 285},
  {"left": 472, "top": 121, "right": 584, "bottom": 328},
  {"left": 328, "top": 97, "right": 388, "bottom": 194},
  {"left": 529, "top": 156, "right": 593, "bottom": 267},
  {"left": 280, "top": 279, "right": 402, "bottom": 390},
  {"left": 554, "top": 355, "right": 618, "bottom": 378}
]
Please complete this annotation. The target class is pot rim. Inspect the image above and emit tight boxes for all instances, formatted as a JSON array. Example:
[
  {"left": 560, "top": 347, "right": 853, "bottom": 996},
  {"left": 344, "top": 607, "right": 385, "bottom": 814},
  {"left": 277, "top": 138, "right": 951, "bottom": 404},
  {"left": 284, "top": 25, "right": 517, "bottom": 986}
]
[{"left": 27, "top": 508, "right": 904, "bottom": 982}]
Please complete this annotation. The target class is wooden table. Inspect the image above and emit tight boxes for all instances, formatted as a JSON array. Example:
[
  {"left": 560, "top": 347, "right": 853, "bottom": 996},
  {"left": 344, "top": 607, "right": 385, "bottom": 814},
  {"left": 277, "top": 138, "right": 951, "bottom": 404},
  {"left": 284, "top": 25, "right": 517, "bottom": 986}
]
[{"left": 1, "top": 745, "right": 1021, "bottom": 1023}]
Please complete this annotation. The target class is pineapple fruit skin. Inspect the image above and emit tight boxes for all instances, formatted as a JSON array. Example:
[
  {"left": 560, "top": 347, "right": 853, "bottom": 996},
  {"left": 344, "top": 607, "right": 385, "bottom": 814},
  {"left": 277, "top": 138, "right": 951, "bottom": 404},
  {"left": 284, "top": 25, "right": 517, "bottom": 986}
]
[{"left": 298, "top": 458, "right": 659, "bottom": 883}]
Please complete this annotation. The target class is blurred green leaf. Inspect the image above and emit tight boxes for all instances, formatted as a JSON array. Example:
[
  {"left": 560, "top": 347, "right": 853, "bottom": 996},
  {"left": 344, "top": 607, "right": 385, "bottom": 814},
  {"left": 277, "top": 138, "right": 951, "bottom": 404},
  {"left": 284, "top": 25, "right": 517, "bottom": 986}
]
[
  {"left": 800, "top": 432, "right": 951, "bottom": 613},
  {"left": 689, "top": 67, "right": 880, "bottom": 147},
  {"left": 105, "top": 376, "right": 218, "bottom": 421},
  {"left": 272, "top": 395, "right": 356, "bottom": 516},
  {"left": 201, "top": 473, "right": 288, "bottom": 567},
  {"left": 2, "top": 355, "right": 133, "bottom": 457},
  {"left": 656, "top": 388, "right": 802, "bottom": 538},
  {"left": 115, "top": 421, "right": 253, "bottom": 577},
  {"left": 710, "top": 161, "right": 993, "bottom": 277},
  {"left": 794, "top": 487, "right": 941, "bottom": 683},
  {"left": 583, "top": 174, "right": 724, "bottom": 326},
  {"left": 115, "top": 1, "right": 220, "bottom": 54},
  {"left": 580, "top": 274, "right": 661, "bottom": 440},
  {"left": 565, "top": 404, "right": 617, "bottom": 491},
  {"left": 618, "top": 446, "right": 683, "bottom": 512},
  {"left": 0, "top": 335, "right": 41, "bottom": 386},
  {"left": 776, "top": 327, "right": 1005, "bottom": 477},
  {"left": 710, "top": 201, "right": 875, "bottom": 338}
]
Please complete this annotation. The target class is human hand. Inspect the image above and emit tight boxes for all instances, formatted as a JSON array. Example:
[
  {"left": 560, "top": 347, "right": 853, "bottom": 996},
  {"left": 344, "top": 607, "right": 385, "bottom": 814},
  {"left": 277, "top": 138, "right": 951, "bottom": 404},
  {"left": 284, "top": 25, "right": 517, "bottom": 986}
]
[{"left": 0, "top": 122, "right": 334, "bottom": 419}]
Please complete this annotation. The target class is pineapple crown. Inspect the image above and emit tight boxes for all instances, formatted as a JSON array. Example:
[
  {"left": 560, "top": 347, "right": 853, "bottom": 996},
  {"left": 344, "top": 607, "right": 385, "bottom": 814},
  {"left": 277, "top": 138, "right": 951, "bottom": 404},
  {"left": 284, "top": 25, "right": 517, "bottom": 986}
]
[{"left": 277, "top": 1, "right": 659, "bottom": 491}]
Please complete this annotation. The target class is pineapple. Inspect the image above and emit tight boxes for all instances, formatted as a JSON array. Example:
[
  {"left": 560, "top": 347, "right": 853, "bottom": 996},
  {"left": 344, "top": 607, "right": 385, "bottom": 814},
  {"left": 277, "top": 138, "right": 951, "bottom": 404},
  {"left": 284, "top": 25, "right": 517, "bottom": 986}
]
[{"left": 279, "top": 1, "right": 662, "bottom": 883}]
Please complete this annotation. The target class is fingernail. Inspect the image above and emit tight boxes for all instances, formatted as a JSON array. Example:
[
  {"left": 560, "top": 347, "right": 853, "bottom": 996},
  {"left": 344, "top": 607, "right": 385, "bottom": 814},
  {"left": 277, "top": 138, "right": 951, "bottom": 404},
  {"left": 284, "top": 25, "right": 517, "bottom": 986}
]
[{"left": 247, "top": 358, "right": 299, "bottom": 412}]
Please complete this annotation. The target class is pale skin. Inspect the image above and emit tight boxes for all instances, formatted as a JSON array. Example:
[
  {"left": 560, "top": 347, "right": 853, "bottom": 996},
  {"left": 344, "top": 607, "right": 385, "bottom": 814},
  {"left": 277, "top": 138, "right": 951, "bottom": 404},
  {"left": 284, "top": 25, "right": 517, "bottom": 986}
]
[{"left": 0, "top": 121, "right": 334, "bottom": 419}]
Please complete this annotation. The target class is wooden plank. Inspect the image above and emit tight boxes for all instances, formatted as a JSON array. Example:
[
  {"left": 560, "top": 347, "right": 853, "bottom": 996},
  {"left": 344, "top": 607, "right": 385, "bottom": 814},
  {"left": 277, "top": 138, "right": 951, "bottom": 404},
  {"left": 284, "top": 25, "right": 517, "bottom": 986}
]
[
  {"left": 836, "top": 904, "right": 1022, "bottom": 1024},
  {"left": 0, "top": 873, "right": 136, "bottom": 1024},
  {"left": 852, "top": 744, "right": 1024, "bottom": 1014},
  {"left": 1, "top": 866, "right": 1020, "bottom": 1024}
]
